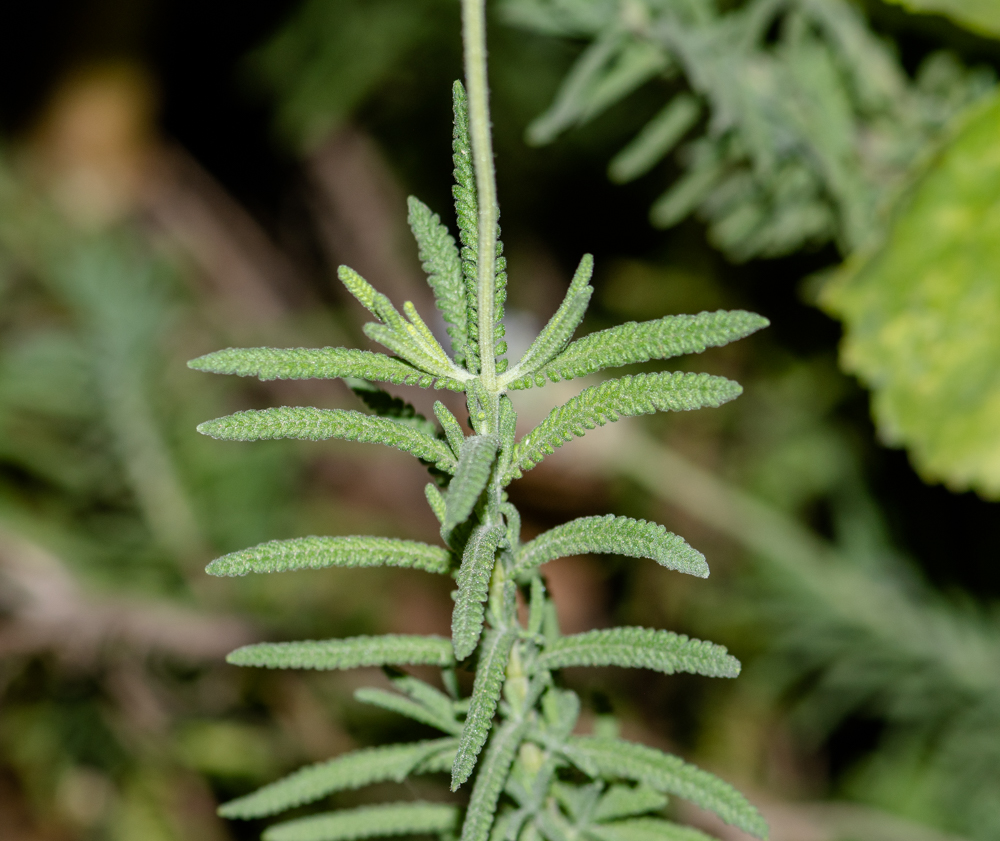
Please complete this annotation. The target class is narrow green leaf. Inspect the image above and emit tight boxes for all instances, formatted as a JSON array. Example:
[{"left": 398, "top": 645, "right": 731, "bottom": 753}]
[
  {"left": 444, "top": 435, "right": 499, "bottom": 535},
  {"left": 354, "top": 688, "right": 462, "bottom": 736},
  {"left": 507, "top": 311, "right": 768, "bottom": 389},
  {"left": 263, "top": 802, "right": 459, "bottom": 841},
  {"left": 434, "top": 401, "right": 466, "bottom": 458},
  {"left": 218, "top": 739, "right": 457, "bottom": 819},
  {"left": 206, "top": 536, "right": 450, "bottom": 577},
  {"left": 337, "top": 265, "right": 458, "bottom": 378},
  {"left": 503, "top": 255, "right": 593, "bottom": 385},
  {"left": 585, "top": 817, "right": 717, "bottom": 841},
  {"left": 452, "top": 628, "right": 518, "bottom": 789},
  {"left": 362, "top": 321, "right": 455, "bottom": 379},
  {"left": 452, "top": 525, "right": 504, "bottom": 660},
  {"left": 338, "top": 264, "right": 382, "bottom": 317},
  {"left": 461, "top": 718, "right": 528, "bottom": 841},
  {"left": 186, "top": 346, "right": 457, "bottom": 389},
  {"left": 538, "top": 627, "right": 740, "bottom": 678},
  {"left": 650, "top": 153, "right": 725, "bottom": 229},
  {"left": 425, "top": 483, "right": 447, "bottom": 525},
  {"left": 608, "top": 95, "right": 700, "bottom": 184},
  {"left": 563, "top": 737, "right": 768, "bottom": 839},
  {"left": 392, "top": 674, "right": 463, "bottom": 732},
  {"left": 592, "top": 785, "right": 669, "bottom": 823},
  {"left": 513, "top": 515, "right": 707, "bottom": 578},
  {"left": 408, "top": 197, "right": 467, "bottom": 363},
  {"left": 197, "top": 407, "right": 457, "bottom": 473},
  {"left": 347, "top": 379, "right": 438, "bottom": 436},
  {"left": 227, "top": 635, "right": 454, "bottom": 671},
  {"left": 526, "top": 32, "right": 622, "bottom": 146},
  {"left": 453, "top": 80, "right": 479, "bottom": 374},
  {"left": 506, "top": 372, "right": 742, "bottom": 480}
]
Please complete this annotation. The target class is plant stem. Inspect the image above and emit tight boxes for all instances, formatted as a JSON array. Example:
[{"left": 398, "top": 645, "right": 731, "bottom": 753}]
[{"left": 461, "top": 0, "right": 498, "bottom": 393}]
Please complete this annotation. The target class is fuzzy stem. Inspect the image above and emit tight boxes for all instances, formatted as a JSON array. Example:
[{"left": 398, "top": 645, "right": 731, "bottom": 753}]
[{"left": 461, "top": 0, "right": 498, "bottom": 391}]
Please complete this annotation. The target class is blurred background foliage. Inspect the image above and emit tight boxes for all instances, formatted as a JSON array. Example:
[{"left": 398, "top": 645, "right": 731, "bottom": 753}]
[{"left": 0, "top": 2, "right": 998, "bottom": 841}]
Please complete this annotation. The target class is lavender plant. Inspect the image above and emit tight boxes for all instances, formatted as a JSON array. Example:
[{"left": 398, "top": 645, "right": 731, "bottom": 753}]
[{"left": 189, "top": 3, "right": 769, "bottom": 839}]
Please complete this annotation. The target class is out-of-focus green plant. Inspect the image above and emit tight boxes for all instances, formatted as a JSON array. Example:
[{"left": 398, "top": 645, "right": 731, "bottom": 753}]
[
  {"left": 881, "top": 0, "right": 1000, "bottom": 39},
  {"left": 503, "top": 0, "right": 993, "bottom": 261},
  {"left": 191, "top": 4, "right": 771, "bottom": 840},
  {"left": 249, "top": 0, "right": 456, "bottom": 152},
  {"left": 0, "top": 147, "right": 298, "bottom": 840},
  {"left": 820, "top": 90, "right": 1000, "bottom": 497},
  {"left": 498, "top": 0, "right": 1000, "bottom": 497}
]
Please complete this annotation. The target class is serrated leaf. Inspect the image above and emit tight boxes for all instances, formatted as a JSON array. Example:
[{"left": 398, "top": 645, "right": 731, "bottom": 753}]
[
  {"left": 563, "top": 737, "right": 768, "bottom": 839},
  {"left": 507, "top": 311, "right": 768, "bottom": 389},
  {"left": 461, "top": 718, "right": 529, "bottom": 841},
  {"left": 513, "top": 515, "right": 707, "bottom": 578},
  {"left": 444, "top": 435, "right": 499, "bottom": 535},
  {"left": 506, "top": 372, "right": 742, "bottom": 480},
  {"left": 453, "top": 80, "right": 480, "bottom": 375},
  {"left": 452, "top": 525, "right": 504, "bottom": 660},
  {"left": 592, "top": 785, "right": 668, "bottom": 823},
  {"left": 609, "top": 95, "right": 701, "bottom": 184},
  {"left": 408, "top": 197, "right": 467, "bottom": 362},
  {"left": 219, "top": 739, "right": 458, "bottom": 819},
  {"left": 206, "top": 536, "right": 450, "bottom": 577},
  {"left": 354, "top": 687, "right": 462, "bottom": 736},
  {"left": 186, "top": 346, "right": 458, "bottom": 389},
  {"left": 197, "top": 407, "right": 457, "bottom": 473},
  {"left": 537, "top": 627, "right": 740, "bottom": 679},
  {"left": 820, "top": 91, "right": 1000, "bottom": 498},
  {"left": 452, "top": 628, "right": 518, "bottom": 789},
  {"left": 227, "top": 635, "right": 454, "bottom": 671},
  {"left": 263, "top": 802, "right": 458, "bottom": 841},
  {"left": 585, "top": 817, "right": 716, "bottom": 841},
  {"left": 503, "top": 255, "right": 593, "bottom": 385}
]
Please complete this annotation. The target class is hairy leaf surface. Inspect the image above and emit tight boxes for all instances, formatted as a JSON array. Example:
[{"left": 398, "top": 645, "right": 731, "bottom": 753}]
[
  {"left": 198, "top": 407, "right": 457, "bottom": 473},
  {"left": 563, "top": 738, "right": 767, "bottom": 839},
  {"left": 452, "top": 628, "right": 517, "bottom": 789},
  {"left": 263, "top": 802, "right": 458, "bottom": 841},
  {"left": 537, "top": 627, "right": 740, "bottom": 678},
  {"left": 507, "top": 311, "right": 768, "bottom": 389},
  {"left": 187, "top": 346, "right": 460, "bottom": 389},
  {"left": 206, "top": 536, "right": 450, "bottom": 577},
  {"left": 452, "top": 525, "right": 504, "bottom": 660},
  {"left": 227, "top": 635, "right": 453, "bottom": 671},
  {"left": 461, "top": 718, "right": 528, "bottom": 841},
  {"left": 507, "top": 372, "right": 742, "bottom": 479},
  {"left": 219, "top": 739, "right": 458, "bottom": 819},
  {"left": 504, "top": 254, "right": 593, "bottom": 383},
  {"left": 513, "top": 515, "right": 707, "bottom": 578},
  {"left": 444, "top": 435, "right": 499, "bottom": 535},
  {"left": 453, "top": 80, "right": 479, "bottom": 374},
  {"left": 408, "top": 196, "right": 467, "bottom": 362}
]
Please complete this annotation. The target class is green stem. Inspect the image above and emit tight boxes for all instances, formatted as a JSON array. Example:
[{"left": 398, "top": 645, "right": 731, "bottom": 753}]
[{"left": 461, "top": 0, "right": 498, "bottom": 392}]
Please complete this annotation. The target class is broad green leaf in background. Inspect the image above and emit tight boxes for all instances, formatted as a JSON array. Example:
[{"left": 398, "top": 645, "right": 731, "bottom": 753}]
[
  {"left": 821, "top": 91, "right": 1000, "bottom": 498},
  {"left": 882, "top": 0, "right": 1000, "bottom": 40}
]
